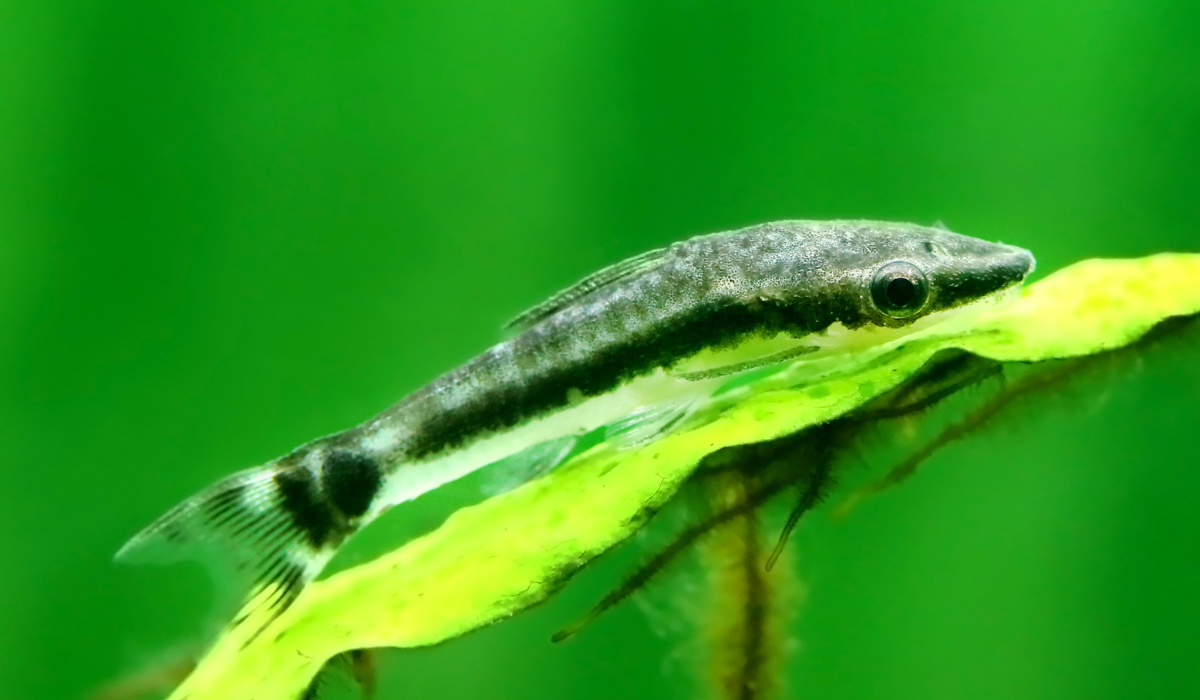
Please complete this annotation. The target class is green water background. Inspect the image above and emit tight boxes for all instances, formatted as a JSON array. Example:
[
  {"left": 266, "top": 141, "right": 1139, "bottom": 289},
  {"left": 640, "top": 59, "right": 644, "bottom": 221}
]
[{"left": 2, "top": 2, "right": 1199, "bottom": 698}]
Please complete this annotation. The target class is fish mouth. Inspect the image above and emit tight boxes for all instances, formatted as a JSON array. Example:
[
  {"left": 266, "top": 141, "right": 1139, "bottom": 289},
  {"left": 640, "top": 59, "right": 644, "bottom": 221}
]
[
  {"left": 935, "top": 244, "right": 1036, "bottom": 313},
  {"left": 994, "top": 244, "right": 1037, "bottom": 285}
]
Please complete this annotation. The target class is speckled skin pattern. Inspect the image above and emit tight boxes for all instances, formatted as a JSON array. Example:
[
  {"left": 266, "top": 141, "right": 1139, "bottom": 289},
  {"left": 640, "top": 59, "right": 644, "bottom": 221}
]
[{"left": 352, "top": 219, "right": 1034, "bottom": 462}]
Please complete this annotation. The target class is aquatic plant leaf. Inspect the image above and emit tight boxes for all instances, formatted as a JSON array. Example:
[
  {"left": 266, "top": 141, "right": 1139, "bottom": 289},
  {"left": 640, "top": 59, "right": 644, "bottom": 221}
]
[{"left": 166, "top": 253, "right": 1200, "bottom": 700}]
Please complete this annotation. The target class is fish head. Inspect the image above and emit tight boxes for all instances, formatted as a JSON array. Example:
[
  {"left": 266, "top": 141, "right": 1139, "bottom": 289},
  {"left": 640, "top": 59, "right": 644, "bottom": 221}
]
[{"left": 729, "top": 220, "right": 1037, "bottom": 332}]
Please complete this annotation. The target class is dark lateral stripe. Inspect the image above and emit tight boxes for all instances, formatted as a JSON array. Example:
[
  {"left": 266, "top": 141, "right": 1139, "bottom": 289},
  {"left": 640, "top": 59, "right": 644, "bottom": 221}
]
[{"left": 406, "top": 295, "right": 862, "bottom": 460}]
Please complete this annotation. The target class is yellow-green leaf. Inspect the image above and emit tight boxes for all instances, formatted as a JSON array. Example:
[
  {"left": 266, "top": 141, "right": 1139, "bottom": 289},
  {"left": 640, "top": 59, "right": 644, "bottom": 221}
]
[{"left": 167, "top": 253, "right": 1200, "bottom": 700}]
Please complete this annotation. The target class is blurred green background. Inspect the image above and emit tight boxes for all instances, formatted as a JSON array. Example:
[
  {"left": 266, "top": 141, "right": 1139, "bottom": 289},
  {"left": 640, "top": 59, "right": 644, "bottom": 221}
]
[{"left": 2, "top": 1, "right": 1199, "bottom": 699}]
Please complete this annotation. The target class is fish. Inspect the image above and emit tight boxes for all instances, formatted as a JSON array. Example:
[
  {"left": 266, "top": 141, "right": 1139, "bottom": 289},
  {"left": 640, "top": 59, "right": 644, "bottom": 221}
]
[{"left": 117, "top": 220, "right": 1035, "bottom": 611}]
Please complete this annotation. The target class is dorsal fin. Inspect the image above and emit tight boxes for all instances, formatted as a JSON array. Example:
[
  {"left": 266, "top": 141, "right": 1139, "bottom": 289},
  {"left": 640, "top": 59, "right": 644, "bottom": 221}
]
[{"left": 504, "top": 247, "right": 668, "bottom": 332}]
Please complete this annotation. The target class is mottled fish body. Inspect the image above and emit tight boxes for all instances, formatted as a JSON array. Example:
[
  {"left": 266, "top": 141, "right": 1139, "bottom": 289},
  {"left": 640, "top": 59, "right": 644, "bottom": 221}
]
[{"left": 119, "top": 220, "right": 1035, "bottom": 609}]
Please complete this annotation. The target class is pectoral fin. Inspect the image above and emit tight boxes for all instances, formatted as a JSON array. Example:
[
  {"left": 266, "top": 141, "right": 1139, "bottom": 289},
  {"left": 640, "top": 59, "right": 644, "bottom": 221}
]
[
  {"left": 480, "top": 435, "right": 579, "bottom": 496},
  {"left": 604, "top": 401, "right": 697, "bottom": 450},
  {"left": 671, "top": 344, "right": 820, "bottom": 381}
]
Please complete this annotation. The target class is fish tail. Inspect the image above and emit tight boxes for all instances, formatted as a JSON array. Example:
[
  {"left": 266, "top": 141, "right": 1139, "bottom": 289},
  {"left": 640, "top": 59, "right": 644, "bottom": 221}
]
[{"left": 117, "top": 448, "right": 384, "bottom": 613}]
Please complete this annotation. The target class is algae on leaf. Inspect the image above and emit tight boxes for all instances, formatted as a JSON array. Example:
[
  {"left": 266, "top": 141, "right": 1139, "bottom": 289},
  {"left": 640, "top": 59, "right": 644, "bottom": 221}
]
[{"left": 168, "top": 254, "right": 1200, "bottom": 700}]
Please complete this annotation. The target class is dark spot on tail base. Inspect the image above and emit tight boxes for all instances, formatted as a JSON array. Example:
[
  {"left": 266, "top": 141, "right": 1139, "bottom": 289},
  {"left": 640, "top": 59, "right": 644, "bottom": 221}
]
[
  {"left": 274, "top": 468, "right": 337, "bottom": 548},
  {"left": 321, "top": 451, "right": 381, "bottom": 519}
]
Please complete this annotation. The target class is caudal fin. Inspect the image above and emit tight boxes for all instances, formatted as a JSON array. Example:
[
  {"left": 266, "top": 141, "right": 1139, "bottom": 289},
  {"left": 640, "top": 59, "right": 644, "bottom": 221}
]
[{"left": 117, "top": 465, "right": 338, "bottom": 614}]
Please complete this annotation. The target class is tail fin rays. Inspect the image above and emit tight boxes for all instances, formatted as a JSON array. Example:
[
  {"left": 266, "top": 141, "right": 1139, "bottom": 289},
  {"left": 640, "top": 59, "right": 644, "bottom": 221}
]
[{"left": 117, "top": 466, "right": 327, "bottom": 617}]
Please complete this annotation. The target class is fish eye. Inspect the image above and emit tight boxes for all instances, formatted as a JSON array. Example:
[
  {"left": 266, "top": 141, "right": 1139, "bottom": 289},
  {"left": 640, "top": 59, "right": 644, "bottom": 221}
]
[{"left": 870, "top": 261, "right": 930, "bottom": 319}]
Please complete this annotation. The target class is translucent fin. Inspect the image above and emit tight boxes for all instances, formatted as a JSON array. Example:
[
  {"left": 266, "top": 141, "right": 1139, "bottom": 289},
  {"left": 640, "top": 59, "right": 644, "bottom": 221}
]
[
  {"left": 671, "top": 344, "right": 819, "bottom": 382},
  {"left": 116, "top": 466, "right": 330, "bottom": 614},
  {"left": 504, "top": 247, "right": 668, "bottom": 332},
  {"left": 302, "top": 649, "right": 379, "bottom": 700},
  {"left": 480, "top": 435, "right": 579, "bottom": 496},
  {"left": 604, "top": 401, "right": 696, "bottom": 450}
]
